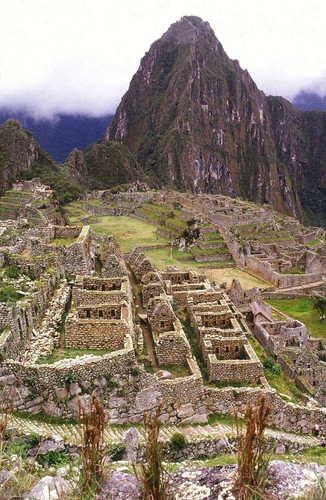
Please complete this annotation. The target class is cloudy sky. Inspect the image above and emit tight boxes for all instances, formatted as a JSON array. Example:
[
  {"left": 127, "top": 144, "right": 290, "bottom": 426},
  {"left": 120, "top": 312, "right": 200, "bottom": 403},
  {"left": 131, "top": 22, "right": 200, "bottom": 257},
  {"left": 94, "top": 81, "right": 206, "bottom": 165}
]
[{"left": 1, "top": 0, "right": 325, "bottom": 119}]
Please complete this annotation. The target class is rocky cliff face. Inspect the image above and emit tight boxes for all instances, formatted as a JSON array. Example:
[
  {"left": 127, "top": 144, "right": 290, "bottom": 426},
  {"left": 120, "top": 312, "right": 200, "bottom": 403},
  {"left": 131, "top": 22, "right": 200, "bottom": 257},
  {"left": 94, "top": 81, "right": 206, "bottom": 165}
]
[
  {"left": 0, "top": 119, "right": 83, "bottom": 204},
  {"left": 65, "top": 141, "right": 142, "bottom": 190},
  {"left": 105, "top": 16, "right": 326, "bottom": 226},
  {"left": 0, "top": 119, "right": 55, "bottom": 193}
]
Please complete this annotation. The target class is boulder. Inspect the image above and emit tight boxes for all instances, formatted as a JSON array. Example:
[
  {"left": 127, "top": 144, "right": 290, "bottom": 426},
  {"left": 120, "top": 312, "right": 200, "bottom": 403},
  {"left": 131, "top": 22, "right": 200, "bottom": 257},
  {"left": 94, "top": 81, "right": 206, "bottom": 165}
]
[
  {"left": 122, "top": 427, "right": 139, "bottom": 462},
  {"left": 99, "top": 472, "right": 141, "bottom": 500},
  {"left": 27, "top": 476, "right": 72, "bottom": 500}
]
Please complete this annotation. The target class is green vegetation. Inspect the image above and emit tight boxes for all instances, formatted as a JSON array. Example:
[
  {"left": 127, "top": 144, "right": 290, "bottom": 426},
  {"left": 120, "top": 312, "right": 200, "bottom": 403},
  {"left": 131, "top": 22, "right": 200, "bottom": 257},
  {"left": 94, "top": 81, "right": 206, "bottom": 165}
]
[
  {"left": 37, "top": 449, "right": 69, "bottom": 467},
  {"left": 307, "top": 239, "right": 323, "bottom": 246},
  {"left": 0, "top": 284, "right": 24, "bottom": 303},
  {"left": 109, "top": 443, "right": 126, "bottom": 461},
  {"left": 37, "top": 348, "right": 112, "bottom": 364},
  {"left": 158, "top": 364, "right": 191, "bottom": 379},
  {"left": 248, "top": 336, "right": 303, "bottom": 403},
  {"left": 48, "top": 237, "right": 77, "bottom": 246},
  {"left": 266, "top": 298, "right": 326, "bottom": 342},
  {"left": 144, "top": 247, "right": 196, "bottom": 271},
  {"left": 279, "top": 267, "right": 305, "bottom": 275},
  {"left": 170, "top": 432, "right": 187, "bottom": 452},
  {"left": 313, "top": 295, "right": 326, "bottom": 322},
  {"left": 90, "top": 216, "right": 170, "bottom": 252}
]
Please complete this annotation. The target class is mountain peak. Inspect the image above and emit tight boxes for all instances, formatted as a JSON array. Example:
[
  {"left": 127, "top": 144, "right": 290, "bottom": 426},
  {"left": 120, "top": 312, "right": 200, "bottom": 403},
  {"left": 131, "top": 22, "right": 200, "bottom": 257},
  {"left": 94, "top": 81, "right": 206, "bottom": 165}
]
[
  {"left": 160, "top": 15, "right": 217, "bottom": 45},
  {"left": 104, "top": 17, "right": 326, "bottom": 227}
]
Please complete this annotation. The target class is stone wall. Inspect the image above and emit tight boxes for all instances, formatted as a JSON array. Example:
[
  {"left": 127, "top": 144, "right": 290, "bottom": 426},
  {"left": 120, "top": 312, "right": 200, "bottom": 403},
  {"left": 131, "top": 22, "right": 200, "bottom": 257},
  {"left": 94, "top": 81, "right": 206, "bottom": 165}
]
[
  {"left": 207, "top": 344, "right": 264, "bottom": 383},
  {"left": 65, "top": 316, "right": 130, "bottom": 350},
  {"left": 73, "top": 287, "right": 129, "bottom": 306},
  {"left": 204, "top": 385, "right": 326, "bottom": 435},
  {"left": 81, "top": 276, "right": 125, "bottom": 292},
  {"left": 0, "top": 267, "right": 62, "bottom": 360},
  {"left": 247, "top": 255, "right": 322, "bottom": 288},
  {"left": 7, "top": 253, "right": 57, "bottom": 279}
]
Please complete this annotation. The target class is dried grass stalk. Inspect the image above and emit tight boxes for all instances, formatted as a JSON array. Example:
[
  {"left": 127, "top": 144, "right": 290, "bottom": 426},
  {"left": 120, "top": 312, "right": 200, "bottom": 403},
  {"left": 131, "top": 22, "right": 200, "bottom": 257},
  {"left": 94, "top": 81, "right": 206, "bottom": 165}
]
[
  {"left": 235, "top": 393, "right": 272, "bottom": 500},
  {"left": 78, "top": 391, "right": 105, "bottom": 497}
]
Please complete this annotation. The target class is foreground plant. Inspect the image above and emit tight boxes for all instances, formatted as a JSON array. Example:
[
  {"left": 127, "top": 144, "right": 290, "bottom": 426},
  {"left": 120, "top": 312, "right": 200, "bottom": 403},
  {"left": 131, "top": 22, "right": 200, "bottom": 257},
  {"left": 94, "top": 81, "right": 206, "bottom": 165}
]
[
  {"left": 78, "top": 392, "right": 106, "bottom": 498},
  {"left": 134, "top": 404, "right": 170, "bottom": 500},
  {"left": 235, "top": 393, "right": 272, "bottom": 500}
]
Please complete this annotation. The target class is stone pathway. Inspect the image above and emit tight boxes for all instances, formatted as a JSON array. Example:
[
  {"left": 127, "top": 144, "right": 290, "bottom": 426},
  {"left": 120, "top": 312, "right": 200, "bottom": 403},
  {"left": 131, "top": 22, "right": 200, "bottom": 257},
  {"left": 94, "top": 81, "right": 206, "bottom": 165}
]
[
  {"left": 127, "top": 265, "right": 158, "bottom": 370},
  {"left": 8, "top": 414, "right": 320, "bottom": 449}
]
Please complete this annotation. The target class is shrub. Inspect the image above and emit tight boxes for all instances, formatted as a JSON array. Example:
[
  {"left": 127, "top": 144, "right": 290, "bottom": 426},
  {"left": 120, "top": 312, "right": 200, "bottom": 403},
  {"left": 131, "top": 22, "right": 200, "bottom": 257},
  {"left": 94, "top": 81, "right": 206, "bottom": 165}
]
[
  {"left": 131, "top": 367, "right": 140, "bottom": 376},
  {"left": 0, "top": 285, "right": 23, "bottom": 303},
  {"left": 37, "top": 449, "right": 68, "bottom": 466},
  {"left": 64, "top": 372, "right": 74, "bottom": 385},
  {"left": 170, "top": 432, "right": 187, "bottom": 452},
  {"left": 109, "top": 443, "right": 126, "bottom": 461},
  {"left": 263, "top": 357, "right": 282, "bottom": 376},
  {"left": 4, "top": 266, "right": 21, "bottom": 279},
  {"left": 28, "top": 431, "right": 41, "bottom": 447}
]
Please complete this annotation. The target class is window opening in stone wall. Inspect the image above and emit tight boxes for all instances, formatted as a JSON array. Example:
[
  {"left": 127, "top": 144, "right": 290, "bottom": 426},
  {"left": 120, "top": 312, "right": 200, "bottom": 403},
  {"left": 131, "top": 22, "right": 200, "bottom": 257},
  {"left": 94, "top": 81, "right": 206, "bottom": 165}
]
[
  {"left": 99, "top": 310, "right": 103, "bottom": 318},
  {"left": 86, "top": 309, "right": 91, "bottom": 318}
]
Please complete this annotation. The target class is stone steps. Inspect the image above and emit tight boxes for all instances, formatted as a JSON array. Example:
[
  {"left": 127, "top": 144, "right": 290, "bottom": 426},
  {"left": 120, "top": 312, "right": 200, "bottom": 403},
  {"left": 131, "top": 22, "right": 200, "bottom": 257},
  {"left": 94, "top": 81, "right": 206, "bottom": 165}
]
[{"left": 8, "top": 415, "right": 320, "bottom": 449}]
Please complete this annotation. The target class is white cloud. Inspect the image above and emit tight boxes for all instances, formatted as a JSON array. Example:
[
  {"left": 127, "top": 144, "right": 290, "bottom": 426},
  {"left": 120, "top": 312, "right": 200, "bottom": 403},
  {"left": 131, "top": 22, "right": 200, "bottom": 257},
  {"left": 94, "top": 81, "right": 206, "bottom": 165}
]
[{"left": 0, "top": 0, "right": 325, "bottom": 118}]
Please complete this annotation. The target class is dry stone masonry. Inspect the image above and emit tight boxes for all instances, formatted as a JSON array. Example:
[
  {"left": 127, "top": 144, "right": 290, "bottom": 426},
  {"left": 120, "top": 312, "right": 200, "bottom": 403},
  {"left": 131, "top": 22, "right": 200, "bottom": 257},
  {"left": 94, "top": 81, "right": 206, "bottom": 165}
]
[{"left": 1, "top": 185, "right": 326, "bottom": 436}]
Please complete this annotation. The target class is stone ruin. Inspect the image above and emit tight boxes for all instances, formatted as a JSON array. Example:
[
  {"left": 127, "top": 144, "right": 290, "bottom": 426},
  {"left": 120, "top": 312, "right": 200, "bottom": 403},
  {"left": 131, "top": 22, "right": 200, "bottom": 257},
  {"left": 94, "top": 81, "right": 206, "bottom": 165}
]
[{"left": 2, "top": 190, "right": 326, "bottom": 434}]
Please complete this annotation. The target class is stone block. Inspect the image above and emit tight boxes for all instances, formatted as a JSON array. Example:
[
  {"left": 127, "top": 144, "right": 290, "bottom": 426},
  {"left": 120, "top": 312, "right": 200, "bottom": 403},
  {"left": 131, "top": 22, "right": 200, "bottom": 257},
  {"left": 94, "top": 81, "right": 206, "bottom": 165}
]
[
  {"left": 180, "top": 414, "right": 208, "bottom": 424},
  {"left": 122, "top": 427, "right": 139, "bottom": 462},
  {"left": 274, "top": 444, "right": 286, "bottom": 455},
  {"left": 177, "top": 403, "right": 194, "bottom": 419},
  {"left": 27, "top": 476, "right": 72, "bottom": 500},
  {"left": 135, "top": 389, "right": 162, "bottom": 413},
  {"left": 70, "top": 382, "right": 81, "bottom": 396},
  {"left": 55, "top": 388, "right": 67, "bottom": 401},
  {"left": 26, "top": 396, "right": 44, "bottom": 409},
  {"left": 0, "top": 375, "right": 17, "bottom": 385}
]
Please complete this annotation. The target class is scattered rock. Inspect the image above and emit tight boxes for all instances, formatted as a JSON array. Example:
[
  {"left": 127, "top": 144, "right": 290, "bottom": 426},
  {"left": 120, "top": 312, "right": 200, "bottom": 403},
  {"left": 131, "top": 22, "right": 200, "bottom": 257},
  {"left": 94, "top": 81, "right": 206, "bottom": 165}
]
[
  {"left": 27, "top": 476, "right": 72, "bottom": 500},
  {"left": 122, "top": 427, "right": 139, "bottom": 462},
  {"left": 99, "top": 472, "right": 142, "bottom": 500}
]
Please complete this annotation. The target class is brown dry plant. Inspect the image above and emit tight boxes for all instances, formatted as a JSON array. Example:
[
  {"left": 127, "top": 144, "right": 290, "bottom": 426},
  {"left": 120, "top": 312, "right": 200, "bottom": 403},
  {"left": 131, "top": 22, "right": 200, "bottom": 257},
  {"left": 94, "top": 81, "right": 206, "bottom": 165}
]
[
  {"left": 235, "top": 393, "right": 272, "bottom": 500},
  {"left": 78, "top": 391, "right": 106, "bottom": 498},
  {"left": 134, "top": 404, "right": 170, "bottom": 500}
]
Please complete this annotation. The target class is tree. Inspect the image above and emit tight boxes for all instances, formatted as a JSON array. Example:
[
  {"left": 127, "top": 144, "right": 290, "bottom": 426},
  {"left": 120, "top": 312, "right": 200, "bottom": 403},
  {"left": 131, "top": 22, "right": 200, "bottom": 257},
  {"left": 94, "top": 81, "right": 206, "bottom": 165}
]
[{"left": 313, "top": 295, "right": 326, "bottom": 322}]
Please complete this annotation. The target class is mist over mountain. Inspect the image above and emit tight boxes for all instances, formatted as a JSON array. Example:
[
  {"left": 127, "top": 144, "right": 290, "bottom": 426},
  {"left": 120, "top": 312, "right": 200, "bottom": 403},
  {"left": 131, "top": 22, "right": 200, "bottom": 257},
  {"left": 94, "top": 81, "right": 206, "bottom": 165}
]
[
  {"left": 0, "top": 109, "right": 113, "bottom": 163},
  {"left": 292, "top": 91, "right": 326, "bottom": 112}
]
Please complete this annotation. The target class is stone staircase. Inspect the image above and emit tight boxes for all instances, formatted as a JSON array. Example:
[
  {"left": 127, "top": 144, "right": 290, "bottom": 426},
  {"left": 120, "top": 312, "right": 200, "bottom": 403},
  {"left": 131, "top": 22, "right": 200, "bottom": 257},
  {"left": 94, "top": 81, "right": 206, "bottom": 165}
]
[{"left": 8, "top": 414, "right": 320, "bottom": 450}]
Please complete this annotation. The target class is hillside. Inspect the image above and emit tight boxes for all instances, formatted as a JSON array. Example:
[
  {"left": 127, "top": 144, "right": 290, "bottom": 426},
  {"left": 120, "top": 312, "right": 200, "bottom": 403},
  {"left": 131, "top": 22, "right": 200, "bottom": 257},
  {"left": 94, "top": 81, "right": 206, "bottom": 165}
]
[{"left": 0, "top": 119, "right": 82, "bottom": 204}]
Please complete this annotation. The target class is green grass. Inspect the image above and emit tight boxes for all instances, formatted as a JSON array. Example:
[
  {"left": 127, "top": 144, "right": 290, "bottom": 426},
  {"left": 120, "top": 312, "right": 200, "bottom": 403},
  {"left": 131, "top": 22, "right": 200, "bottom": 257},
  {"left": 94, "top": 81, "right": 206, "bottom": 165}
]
[
  {"left": 307, "top": 239, "right": 323, "bottom": 246},
  {"left": 159, "top": 364, "right": 191, "bottom": 378},
  {"left": 144, "top": 247, "right": 199, "bottom": 271},
  {"left": 12, "top": 410, "right": 77, "bottom": 425},
  {"left": 191, "top": 247, "right": 229, "bottom": 254},
  {"left": 48, "top": 237, "right": 77, "bottom": 246},
  {"left": 90, "top": 216, "right": 170, "bottom": 252},
  {"left": 279, "top": 267, "right": 305, "bottom": 275},
  {"left": 201, "top": 232, "right": 222, "bottom": 240},
  {"left": 266, "top": 298, "right": 326, "bottom": 342},
  {"left": 248, "top": 336, "right": 303, "bottom": 403},
  {"left": 37, "top": 348, "right": 112, "bottom": 364}
]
